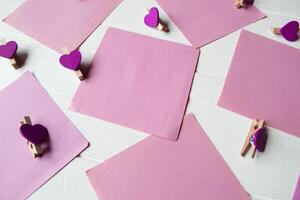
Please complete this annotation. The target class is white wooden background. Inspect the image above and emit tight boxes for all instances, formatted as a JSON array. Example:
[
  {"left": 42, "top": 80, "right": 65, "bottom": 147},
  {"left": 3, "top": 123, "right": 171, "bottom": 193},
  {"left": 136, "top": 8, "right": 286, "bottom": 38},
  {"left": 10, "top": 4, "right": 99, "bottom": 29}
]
[{"left": 0, "top": 0, "right": 300, "bottom": 199}]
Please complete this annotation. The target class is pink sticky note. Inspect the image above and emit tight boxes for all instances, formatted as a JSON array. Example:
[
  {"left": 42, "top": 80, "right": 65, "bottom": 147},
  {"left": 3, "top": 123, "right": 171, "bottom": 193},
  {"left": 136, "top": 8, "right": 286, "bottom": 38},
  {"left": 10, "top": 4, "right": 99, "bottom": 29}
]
[
  {"left": 3, "top": 0, "right": 123, "bottom": 52},
  {"left": 70, "top": 28, "right": 199, "bottom": 141},
  {"left": 293, "top": 176, "right": 300, "bottom": 200},
  {"left": 0, "top": 72, "right": 88, "bottom": 200},
  {"left": 218, "top": 30, "right": 300, "bottom": 138},
  {"left": 156, "top": 0, "right": 265, "bottom": 48},
  {"left": 87, "top": 114, "right": 250, "bottom": 200}
]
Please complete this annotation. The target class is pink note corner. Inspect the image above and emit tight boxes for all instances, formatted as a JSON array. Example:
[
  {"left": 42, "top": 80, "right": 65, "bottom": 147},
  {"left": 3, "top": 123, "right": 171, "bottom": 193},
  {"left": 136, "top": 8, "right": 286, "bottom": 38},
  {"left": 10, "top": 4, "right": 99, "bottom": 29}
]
[{"left": 293, "top": 175, "right": 300, "bottom": 200}]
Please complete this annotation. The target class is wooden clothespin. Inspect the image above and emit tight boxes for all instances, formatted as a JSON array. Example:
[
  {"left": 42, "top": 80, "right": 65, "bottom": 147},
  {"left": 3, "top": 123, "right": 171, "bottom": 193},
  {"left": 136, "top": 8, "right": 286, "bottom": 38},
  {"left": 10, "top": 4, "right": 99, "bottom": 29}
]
[
  {"left": 241, "top": 119, "right": 267, "bottom": 159},
  {"left": 235, "top": 0, "right": 254, "bottom": 9},
  {"left": 272, "top": 21, "right": 300, "bottom": 42},
  {"left": 59, "top": 47, "right": 85, "bottom": 81},
  {"left": 20, "top": 116, "right": 49, "bottom": 158},
  {"left": 20, "top": 116, "right": 43, "bottom": 158},
  {"left": 0, "top": 39, "right": 19, "bottom": 69},
  {"left": 144, "top": 7, "right": 169, "bottom": 32}
]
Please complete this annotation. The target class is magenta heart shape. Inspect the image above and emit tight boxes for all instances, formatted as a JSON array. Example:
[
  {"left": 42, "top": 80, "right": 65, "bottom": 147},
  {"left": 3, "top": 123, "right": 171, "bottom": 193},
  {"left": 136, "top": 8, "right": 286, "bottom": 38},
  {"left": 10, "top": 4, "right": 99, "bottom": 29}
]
[
  {"left": 252, "top": 127, "right": 267, "bottom": 152},
  {"left": 0, "top": 41, "right": 18, "bottom": 58},
  {"left": 280, "top": 21, "right": 299, "bottom": 42},
  {"left": 20, "top": 124, "right": 49, "bottom": 145},
  {"left": 59, "top": 50, "right": 81, "bottom": 70},
  {"left": 144, "top": 7, "right": 159, "bottom": 28}
]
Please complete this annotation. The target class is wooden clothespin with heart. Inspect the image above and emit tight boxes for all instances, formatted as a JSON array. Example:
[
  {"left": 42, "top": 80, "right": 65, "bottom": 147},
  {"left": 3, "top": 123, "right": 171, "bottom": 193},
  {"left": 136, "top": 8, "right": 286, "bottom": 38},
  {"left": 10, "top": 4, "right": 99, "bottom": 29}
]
[
  {"left": 272, "top": 21, "right": 300, "bottom": 42},
  {"left": 0, "top": 39, "right": 19, "bottom": 69},
  {"left": 241, "top": 119, "right": 268, "bottom": 159},
  {"left": 235, "top": 0, "right": 254, "bottom": 9},
  {"left": 144, "top": 7, "right": 169, "bottom": 32},
  {"left": 59, "top": 47, "right": 85, "bottom": 81},
  {"left": 20, "top": 116, "right": 49, "bottom": 158}
]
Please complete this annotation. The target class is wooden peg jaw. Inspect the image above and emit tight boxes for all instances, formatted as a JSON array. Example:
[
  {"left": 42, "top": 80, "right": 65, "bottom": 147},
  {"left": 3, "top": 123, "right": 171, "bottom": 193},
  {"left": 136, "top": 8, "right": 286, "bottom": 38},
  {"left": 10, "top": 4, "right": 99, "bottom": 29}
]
[
  {"left": 20, "top": 116, "right": 32, "bottom": 125},
  {"left": 61, "top": 47, "right": 69, "bottom": 54},
  {"left": 272, "top": 27, "right": 300, "bottom": 34},
  {"left": 235, "top": 0, "right": 253, "bottom": 9},
  {"left": 235, "top": 0, "right": 244, "bottom": 9},
  {"left": 61, "top": 47, "right": 86, "bottom": 81},
  {"left": 20, "top": 116, "right": 44, "bottom": 158},
  {"left": 10, "top": 58, "right": 19, "bottom": 69},
  {"left": 75, "top": 69, "right": 85, "bottom": 81},
  {"left": 240, "top": 119, "right": 265, "bottom": 158},
  {"left": 27, "top": 141, "right": 44, "bottom": 158},
  {"left": 157, "top": 22, "right": 169, "bottom": 32},
  {"left": 272, "top": 28, "right": 281, "bottom": 34}
]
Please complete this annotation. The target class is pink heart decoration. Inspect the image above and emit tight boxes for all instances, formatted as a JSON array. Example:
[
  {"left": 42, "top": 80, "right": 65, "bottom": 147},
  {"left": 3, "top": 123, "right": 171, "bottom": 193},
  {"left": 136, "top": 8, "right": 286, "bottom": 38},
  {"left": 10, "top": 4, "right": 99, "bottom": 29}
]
[
  {"left": 20, "top": 124, "right": 49, "bottom": 145},
  {"left": 280, "top": 21, "right": 299, "bottom": 42},
  {"left": 0, "top": 41, "right": 18, "bottom": 59},
  {"left": 59, "top": 50, "right": 81, "bottom": 71},
  {"left": 144, "top": 7, "right": 159, "bottom": 28}
]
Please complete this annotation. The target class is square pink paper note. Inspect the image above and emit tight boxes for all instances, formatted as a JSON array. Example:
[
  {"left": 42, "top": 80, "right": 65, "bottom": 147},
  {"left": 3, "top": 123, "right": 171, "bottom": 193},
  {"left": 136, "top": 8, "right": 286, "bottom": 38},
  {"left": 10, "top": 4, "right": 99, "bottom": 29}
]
[
  {"left": 218, "top": 30, "right": 300, "bottom": 138},
  {"left": 0, "top": 72, "right": 88, "bottom": 200},
  {"left": 156, "top": 0, "right": 265, "bottom": 48},
  {"left": 3, "top": 0, "right": 123, "bottom": 52},
  {"left": 86, "top": 114, "right": 250, "bottom": 200},
  {"left": 70, "top": 28, "right": 200, "bottom": 141}
]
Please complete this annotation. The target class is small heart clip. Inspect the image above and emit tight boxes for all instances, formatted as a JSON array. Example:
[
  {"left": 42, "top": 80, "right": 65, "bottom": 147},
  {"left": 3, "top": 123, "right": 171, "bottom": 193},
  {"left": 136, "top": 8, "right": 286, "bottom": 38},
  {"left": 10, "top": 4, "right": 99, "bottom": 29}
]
[
  {"left": 240, "top": 119, "right": 268, "bottom": 159},
  {"left": 144, "top": 7, "right": 169, "bottom": 32},
  {"left": 0, "top": 39, "right": 20, "bottom": 69},
  {"left": 59, "top": 47, "right": 86, "bottom": 81},
  {"left": 272, "top": 21, "right": 300, "bottom": 42},
  {"left": 19, "top": 116, "right": 49, "bottom": 158}
]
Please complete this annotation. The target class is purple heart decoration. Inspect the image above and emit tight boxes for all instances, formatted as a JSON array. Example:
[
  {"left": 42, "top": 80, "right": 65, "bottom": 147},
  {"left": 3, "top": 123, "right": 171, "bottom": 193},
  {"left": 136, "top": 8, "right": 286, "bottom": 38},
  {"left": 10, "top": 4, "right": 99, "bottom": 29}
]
[
  {"left": 280, "top": 21, "right": 299, "bottom": 42},
  {"left": 59, "top": 50, "right": 81, "bottom": 70},
  {"left": 20, "top": 124, "right": 49, "bottom": 145},
  {"left": 244, "top": 0, "right": 254, "bottom": 5},
  {"left": 144, "top": 7, "right": 159, "bottom": 28},
  {"left": 252, "top": 127, "right": 267, "bottom": 152},
  {"left": 0, "top": 41, "right": 18, "bottom": 59}
]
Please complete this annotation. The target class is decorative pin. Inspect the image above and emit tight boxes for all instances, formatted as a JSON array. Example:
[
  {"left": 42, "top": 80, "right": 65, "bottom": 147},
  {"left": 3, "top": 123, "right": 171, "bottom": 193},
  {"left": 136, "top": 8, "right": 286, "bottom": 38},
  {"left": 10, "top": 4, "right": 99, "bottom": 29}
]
[
  {"left": 59, "top": 48, "right": 85, "bottom": 81},
  {"left": 144, "top": 7, "right": 169, "bottom": 32},
  {"left": 235, "top": 0, "right": 254, "bottom": 9},
  {"left": 19, "top": 116, "right": 49, "bottom": 158},
  {"left": 0, "top": 39, "right": 19, "bottom": 69},
  {"left": 272, "top": 21, "right": 300, "bottom": 42},
  {"left": 241, "top": 120, "right": 268, "bottom": 159}
]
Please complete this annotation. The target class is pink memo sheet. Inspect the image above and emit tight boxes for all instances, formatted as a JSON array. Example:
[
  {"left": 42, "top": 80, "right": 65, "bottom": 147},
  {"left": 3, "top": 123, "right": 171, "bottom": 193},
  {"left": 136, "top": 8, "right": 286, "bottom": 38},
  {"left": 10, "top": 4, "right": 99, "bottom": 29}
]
[
  {"left": 86, "top": 114, "right": 250, "bottom": 200},
  {"left": 0, "top": 72, "right": 88, "bottom": 200},
  {"left": 218, "top": 30, "right": 300, "bottom": 138},
  {"left": 293, "top": 175, "right": 300, "bottom": 200},
  {"left": 70, "top": 28, "right": 200, "bottom": 141},
  {"left": 156, "top": 0, "right": 265, "bottom": 48},
  {"left": 3, "top": 0, "right": 123, "bottom": 52}
]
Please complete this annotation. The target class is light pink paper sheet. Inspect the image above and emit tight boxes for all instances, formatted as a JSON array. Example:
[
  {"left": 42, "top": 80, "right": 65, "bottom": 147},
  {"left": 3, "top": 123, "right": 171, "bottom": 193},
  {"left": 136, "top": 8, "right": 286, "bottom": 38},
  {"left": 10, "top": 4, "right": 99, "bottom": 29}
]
[
  {"left": 0, "top": 72, "right": 88, "bottom": 200},
  {"left": 156, "top": 0, "right": 265, "bottom": 48},
  {"left": 3, "top": 0, "right": 123, "bottom": 52},
  {"left": 218, "top": 30, "right": 300, "bottom": 138},
  {"left": 293, "top": 175, "right": 300, "bottom": 200},
  {"left": 87, "top": 114, "right": 250, "bottom": 200},
  {"left": 70, "top": 28, "right": 199, "bottom": 141}
]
